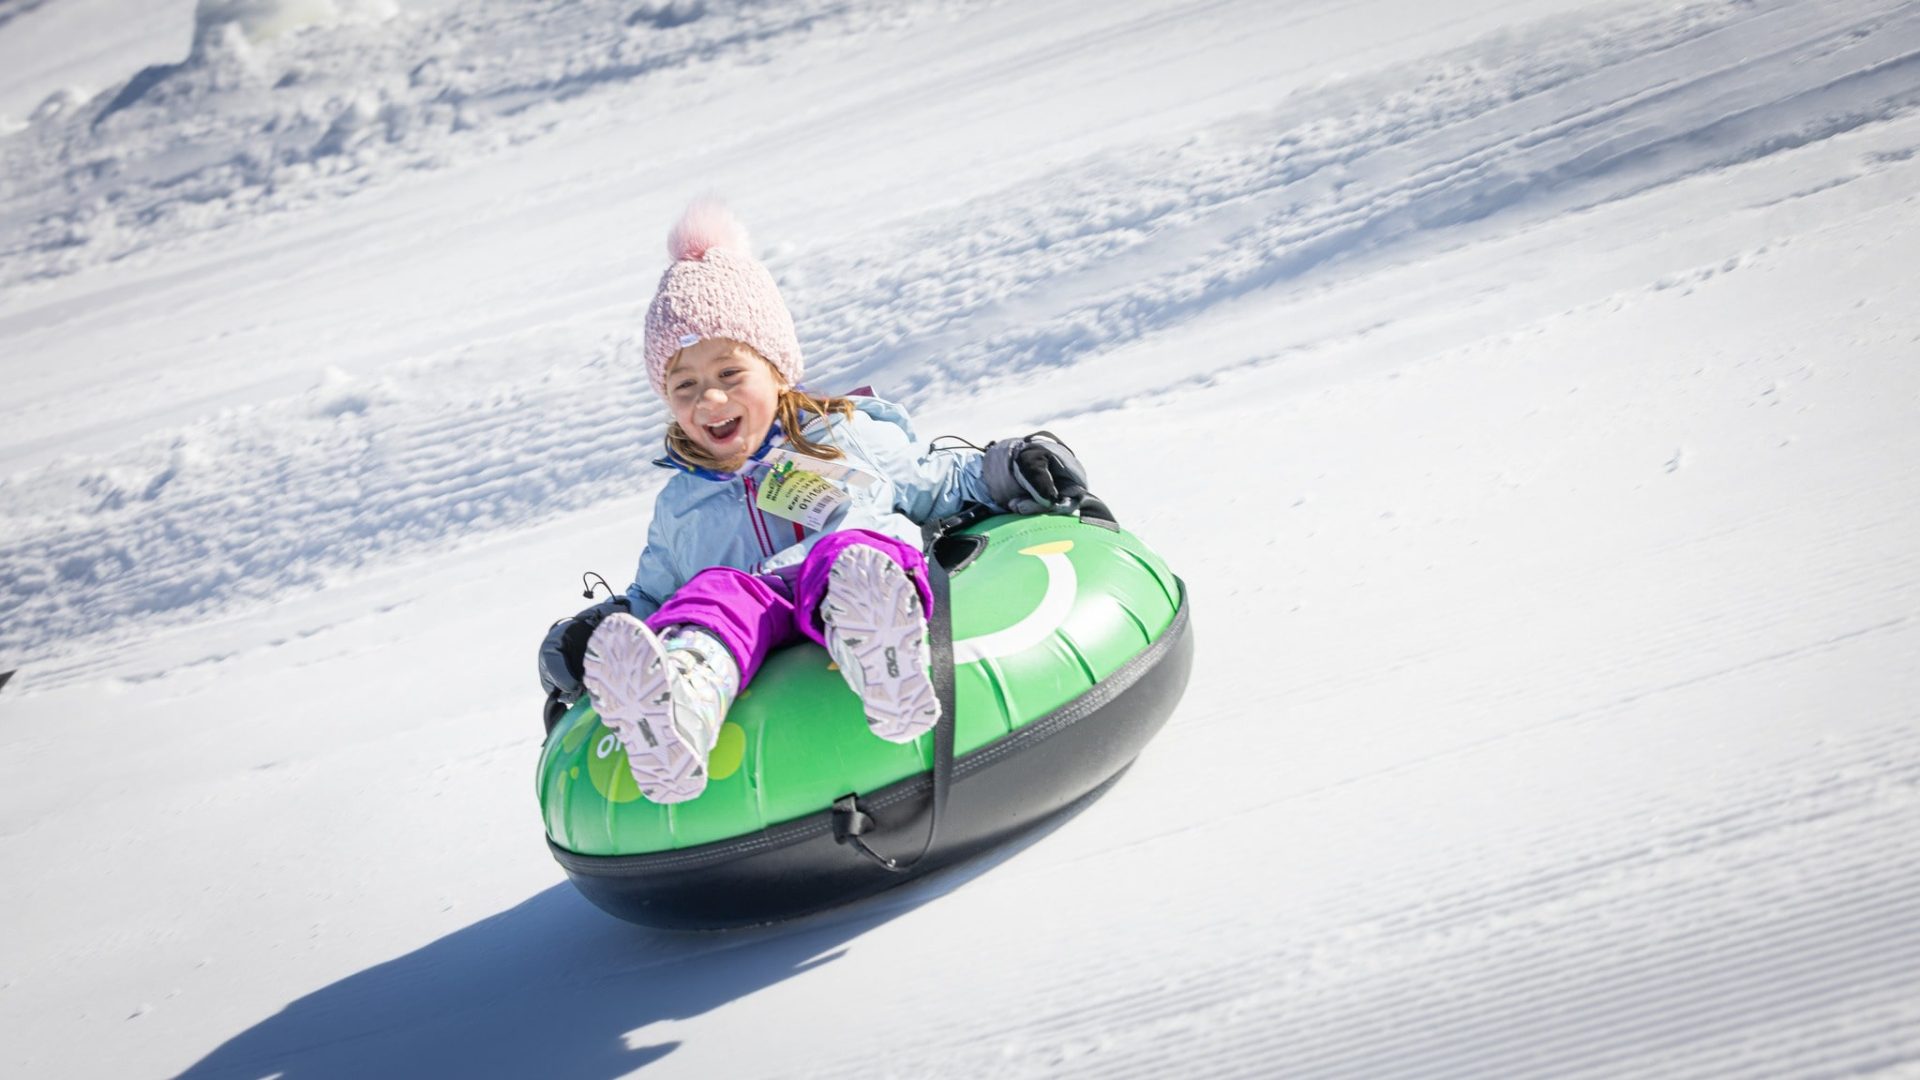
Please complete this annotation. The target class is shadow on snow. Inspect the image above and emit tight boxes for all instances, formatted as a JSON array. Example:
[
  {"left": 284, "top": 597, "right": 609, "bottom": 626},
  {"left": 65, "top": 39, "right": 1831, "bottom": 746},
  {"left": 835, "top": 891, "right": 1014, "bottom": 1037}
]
[{"left": 175, "top": 817, "right": 1076, "bottom": 1078}]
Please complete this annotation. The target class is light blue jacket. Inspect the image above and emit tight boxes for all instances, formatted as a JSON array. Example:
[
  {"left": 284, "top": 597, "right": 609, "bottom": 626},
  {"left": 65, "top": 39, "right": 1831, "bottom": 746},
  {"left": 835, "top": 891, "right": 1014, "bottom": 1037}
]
[{"left": 624, "top": 396, "right": 992, "bottom": 619}]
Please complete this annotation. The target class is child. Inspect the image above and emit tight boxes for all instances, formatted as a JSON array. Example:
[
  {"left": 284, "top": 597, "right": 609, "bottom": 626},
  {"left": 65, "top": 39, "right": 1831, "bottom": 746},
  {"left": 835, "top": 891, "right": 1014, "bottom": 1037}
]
[{"left": 538, "top": 200, "right": 1087, "bottom": 804}]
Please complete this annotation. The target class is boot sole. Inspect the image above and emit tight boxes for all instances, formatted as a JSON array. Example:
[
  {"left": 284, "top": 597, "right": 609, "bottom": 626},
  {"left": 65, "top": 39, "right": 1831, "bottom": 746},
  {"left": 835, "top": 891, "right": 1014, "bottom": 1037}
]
[
  {"left": 582, "top": 614, "right": 710, "bottom": 803},
  {"left": 823, "top": 546, "right": 942, "bottom": 743}
]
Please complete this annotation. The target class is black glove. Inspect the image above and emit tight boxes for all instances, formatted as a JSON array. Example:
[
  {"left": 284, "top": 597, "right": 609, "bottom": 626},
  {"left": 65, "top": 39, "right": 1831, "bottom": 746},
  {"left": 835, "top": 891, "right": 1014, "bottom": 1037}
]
[
  {"left": 984, "top": 431, "right": 1090, "bottom": 514},
  {"left": 537, "top": 595, "right": 630, "bottom": 704}
]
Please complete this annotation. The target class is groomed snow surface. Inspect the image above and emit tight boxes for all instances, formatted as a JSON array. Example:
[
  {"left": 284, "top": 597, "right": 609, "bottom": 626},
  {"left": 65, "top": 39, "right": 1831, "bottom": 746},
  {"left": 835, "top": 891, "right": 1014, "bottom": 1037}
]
[{"left": 2, "top": 0, "right": 1918, "bottom": 1076}]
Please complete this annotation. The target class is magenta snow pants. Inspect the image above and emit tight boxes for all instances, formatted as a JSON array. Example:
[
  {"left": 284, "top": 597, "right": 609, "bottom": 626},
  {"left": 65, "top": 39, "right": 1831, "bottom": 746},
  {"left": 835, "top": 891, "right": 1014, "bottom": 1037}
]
[{"left": 643, "top": 529, "right": 934, "bottom": 683}]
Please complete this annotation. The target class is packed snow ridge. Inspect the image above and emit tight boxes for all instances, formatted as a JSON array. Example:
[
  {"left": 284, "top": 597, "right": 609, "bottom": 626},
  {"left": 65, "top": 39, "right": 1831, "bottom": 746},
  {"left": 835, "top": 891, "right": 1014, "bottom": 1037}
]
[
  {"left": 0, "top": 0, "right": 856, "bottom": 287},
  {"left": 193, "top": 0, "right": 401, "bottom": 49}
]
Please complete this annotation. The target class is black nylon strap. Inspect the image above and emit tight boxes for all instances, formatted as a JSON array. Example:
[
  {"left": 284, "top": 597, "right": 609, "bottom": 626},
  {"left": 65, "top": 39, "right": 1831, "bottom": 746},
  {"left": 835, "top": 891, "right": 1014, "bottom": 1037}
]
[
  {"left": 834, "top": 524, "right": 960, "bottom": 873},
  {"left": 833, "top": 493, "right": 1113, "bottom": 873}
]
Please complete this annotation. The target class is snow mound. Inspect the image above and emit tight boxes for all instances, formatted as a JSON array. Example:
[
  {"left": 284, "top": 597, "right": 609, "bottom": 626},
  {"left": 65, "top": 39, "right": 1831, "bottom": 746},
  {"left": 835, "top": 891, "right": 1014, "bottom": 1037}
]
[
  {"left": 0, "top": 0, "right": 834, "bottom": 294},
  {"left": 193, "top": 0, "right": 398, "bottom": 50}
]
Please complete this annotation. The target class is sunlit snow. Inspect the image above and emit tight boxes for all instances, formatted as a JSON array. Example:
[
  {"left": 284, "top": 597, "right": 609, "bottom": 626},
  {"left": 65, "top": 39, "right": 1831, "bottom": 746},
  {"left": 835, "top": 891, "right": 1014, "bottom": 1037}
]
[{"left": 2, "top": 0, "right": 1917, "bottom": 1077}]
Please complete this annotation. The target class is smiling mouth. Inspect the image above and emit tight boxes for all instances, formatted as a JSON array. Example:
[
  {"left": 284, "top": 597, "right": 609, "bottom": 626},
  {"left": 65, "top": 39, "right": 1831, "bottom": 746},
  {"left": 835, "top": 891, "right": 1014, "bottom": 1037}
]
[{"left": 703, "top": 417, "right": 741, "bottom": 443}]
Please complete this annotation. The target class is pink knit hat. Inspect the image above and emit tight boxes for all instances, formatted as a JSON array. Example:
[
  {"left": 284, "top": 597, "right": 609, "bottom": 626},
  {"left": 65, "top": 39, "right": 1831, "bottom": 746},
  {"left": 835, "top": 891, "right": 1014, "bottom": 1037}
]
[{"left": 642, "top": 200, "right": 803, "bottom": 397}]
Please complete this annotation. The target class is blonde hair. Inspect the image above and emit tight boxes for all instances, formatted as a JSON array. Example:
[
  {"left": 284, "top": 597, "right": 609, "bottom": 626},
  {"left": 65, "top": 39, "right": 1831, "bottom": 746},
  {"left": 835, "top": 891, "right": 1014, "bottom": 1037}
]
[{"left": 664, "top": 354, "right": 857, "bottom": 472}]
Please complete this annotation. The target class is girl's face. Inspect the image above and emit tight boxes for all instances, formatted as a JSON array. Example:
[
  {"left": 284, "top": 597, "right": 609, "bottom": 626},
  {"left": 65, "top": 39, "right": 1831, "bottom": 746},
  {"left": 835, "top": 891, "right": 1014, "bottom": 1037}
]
[{"left": 665, "top": 338, "right": 784, "bottom": 469}]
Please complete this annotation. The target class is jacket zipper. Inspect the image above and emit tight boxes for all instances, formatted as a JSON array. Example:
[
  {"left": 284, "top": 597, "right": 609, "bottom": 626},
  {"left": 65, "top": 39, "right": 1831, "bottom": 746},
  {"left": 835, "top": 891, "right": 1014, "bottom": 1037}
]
[{"left": 741, "top": 476, "right": 774, "bottom": 557}]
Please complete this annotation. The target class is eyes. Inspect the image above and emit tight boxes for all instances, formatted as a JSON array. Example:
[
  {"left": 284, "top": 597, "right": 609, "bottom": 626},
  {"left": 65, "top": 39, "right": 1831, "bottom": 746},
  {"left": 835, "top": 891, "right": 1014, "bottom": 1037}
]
[{"left": 671, "top": 366, "right": 749, "bottom": 397}]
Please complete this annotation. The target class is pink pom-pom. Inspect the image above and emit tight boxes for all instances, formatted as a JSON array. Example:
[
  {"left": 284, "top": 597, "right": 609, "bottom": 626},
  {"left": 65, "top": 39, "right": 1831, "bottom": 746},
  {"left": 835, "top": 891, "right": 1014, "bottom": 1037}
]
[{"left": 666, "top": 198, "right": 751, "bottom": 261}]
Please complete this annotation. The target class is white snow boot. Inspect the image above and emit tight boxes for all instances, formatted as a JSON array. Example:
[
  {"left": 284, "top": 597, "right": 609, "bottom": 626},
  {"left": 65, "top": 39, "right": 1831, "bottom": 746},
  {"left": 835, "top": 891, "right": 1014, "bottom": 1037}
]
[
  {"left": 820, "top": 545, "right": 942, "bottom": 743},
  {"left": 581, "top": 614, "right": 738, "bottom": 804}
]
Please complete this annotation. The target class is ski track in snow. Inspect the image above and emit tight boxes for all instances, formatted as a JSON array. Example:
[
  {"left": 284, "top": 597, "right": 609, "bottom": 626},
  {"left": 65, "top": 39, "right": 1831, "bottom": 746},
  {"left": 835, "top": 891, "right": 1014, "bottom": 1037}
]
[
  {"left": 3, "top": 0, "right": 1920, "bottom": 1076},
  {"left": 781, "top": 717, "right": 1920, "bottom": 1079},
  {"left": 4, "top": 0, "right": 1919, "bottom": 675}
]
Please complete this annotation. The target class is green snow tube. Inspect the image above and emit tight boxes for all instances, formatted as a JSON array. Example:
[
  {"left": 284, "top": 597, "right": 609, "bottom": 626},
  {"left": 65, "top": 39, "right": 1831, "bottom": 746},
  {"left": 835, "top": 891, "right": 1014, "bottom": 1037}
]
[{"left": 538, "top": 510, "right": 1192, "bottom": 928}]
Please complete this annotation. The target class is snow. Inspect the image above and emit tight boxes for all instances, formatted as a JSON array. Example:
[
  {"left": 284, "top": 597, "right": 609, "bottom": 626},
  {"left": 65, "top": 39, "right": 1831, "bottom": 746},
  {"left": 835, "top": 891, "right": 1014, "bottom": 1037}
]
[
  {"left": 193, "top": 0, "right": 400, "bottom": 48},
  {"left": 2, "top": 0, "right": 1918, "bottom": 1076}
]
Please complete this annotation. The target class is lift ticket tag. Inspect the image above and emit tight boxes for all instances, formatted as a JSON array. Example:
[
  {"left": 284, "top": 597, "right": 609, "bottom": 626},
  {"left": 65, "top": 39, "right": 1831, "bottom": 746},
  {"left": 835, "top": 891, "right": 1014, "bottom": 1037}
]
[{"left": 752, "top": 447, "right": 867, "bottom": 526}]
